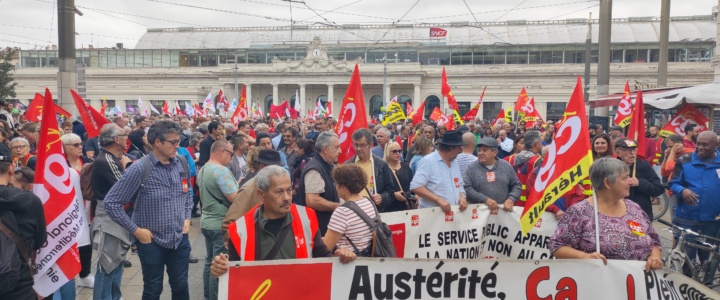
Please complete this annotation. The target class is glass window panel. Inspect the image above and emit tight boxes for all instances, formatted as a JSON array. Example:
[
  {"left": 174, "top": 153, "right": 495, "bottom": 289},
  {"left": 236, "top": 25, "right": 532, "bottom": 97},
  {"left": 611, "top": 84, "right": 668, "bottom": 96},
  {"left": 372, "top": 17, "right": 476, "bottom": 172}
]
[
  {"left": 450, "top": 50, "right": 472, "bottom": 65},
  {"left": 124, "top": 50, "right": 133, "bottom": 67},
  {"left": 107, "top": 50, "right": 117, "bottom": 67},
  {"left": 611, "top": 49, "right": 623, "bottom": 63},
  {"left": 144, "top": 50, "right": 153, "bottom": 67},
  {"left": 99, "top": 51, "right": 108, "bottom": 68},
  {"left": 546, "top": 102, "right": 566, "bottom": 121},
  {"left": 218, "top": 49, "right": 227, "bottom": 64},
  {"left": 397, "top": 50, "right": 417, "bottom": 62},
  {"left": 327, "top": 50, "right": 344, "bottom": 61},
  {"left": 170, "top": 50, "right": 179, "bottom": 67},
  {"left": 135, "top": 51, "right": 144, "bottom": 67},
  {"left": 187, "top": 51, "right": 198, "bottom": 66},
  {"left": 153, "top": 50, "right": 162, "bottom": 67},
  {"left": 506, "top": 47, "right": 527, "bottom": 64},
  {"left": 369, "top": 95, "right": 383, "bottom": 116},
  {"left": 179, "top": 51, "right": 189, "bottom": 67},
  {"left": 247, "top": 51, "right": 264, "bottom": 64},
  {"left": 397, "top": 95, "right": 412, "bottom": 114},
  {"left": 346, "top": 51, "right": 365, "bottom": 62},
  {"left": 482, "top": 102, "right": 502, "bottom": 121},
  {"left": 649, "top": 49, "right": 659, "bottom": 63}
]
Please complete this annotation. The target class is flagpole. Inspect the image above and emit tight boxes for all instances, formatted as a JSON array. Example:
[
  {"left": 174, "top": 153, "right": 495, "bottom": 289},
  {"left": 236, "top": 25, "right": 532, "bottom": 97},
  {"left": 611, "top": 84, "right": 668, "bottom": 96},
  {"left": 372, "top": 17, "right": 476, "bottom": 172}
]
[{"left": 592, "top": 190, "right": 600, "bottom": 254}]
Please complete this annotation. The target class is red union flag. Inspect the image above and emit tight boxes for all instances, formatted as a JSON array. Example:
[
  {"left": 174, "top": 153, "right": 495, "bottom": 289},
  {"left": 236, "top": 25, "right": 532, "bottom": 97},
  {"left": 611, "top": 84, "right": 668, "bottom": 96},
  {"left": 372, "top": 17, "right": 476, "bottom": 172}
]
[
  {"left": 336, "top": 64, "right": 369, "bottom": 164},
  {"left": 613, "top": 81, "right": 633, "bottom": 128},
  {"left": 441, "top": 68, "right": 459, "bottom": 111},
  {"left": 520, "top": 77, "right": 593, "bottom": 234},
  {"left": 230, "top": 85, "right": 248, "bottom": 126},
  {"left": 430, "top": 27, "right": 447, "bottom": 37},
  {"left": 33, "top": 88, "right": 83, "bottom": 297},
  {"left": 71, "top": 90, "right": 109, "bottom": 138},
  {"left": 659, "top": 104, "right": 710, "bottom": 138},
  {"left": 514, "top": 87, "right": 529, "bottom": 117},
  {"left": 226, "top": 262, "right": 332, "bottom": 299}
]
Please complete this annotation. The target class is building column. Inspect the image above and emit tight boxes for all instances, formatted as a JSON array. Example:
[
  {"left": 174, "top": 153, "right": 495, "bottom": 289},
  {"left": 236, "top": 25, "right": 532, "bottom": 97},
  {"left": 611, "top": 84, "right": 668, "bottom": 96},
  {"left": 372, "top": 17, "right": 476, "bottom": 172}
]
[
  {"left": 385, "top": 84, "right": 392, "bottom": 103},
  {"left": 413, "top": 84, "right": 421, "bottom": 109},
  {"left": 327, "top": 84, "right": 334, "bottom": 117},
  {"left": 272, "top": 84, "right": 279, "bottom": 105},
  {"left": 299, "top": 84, "right": 306, "bottom": 116},
  {"left": 246, "top": 84, "right": 252, "bottom": 114}
]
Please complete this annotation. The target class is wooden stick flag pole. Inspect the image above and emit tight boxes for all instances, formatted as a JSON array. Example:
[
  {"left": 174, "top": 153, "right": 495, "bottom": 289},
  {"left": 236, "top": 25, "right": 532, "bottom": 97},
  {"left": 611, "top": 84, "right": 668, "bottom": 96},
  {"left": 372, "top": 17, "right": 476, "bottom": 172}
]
[{"left": 592, "top": 189, "right": 600, "bottom": 254}]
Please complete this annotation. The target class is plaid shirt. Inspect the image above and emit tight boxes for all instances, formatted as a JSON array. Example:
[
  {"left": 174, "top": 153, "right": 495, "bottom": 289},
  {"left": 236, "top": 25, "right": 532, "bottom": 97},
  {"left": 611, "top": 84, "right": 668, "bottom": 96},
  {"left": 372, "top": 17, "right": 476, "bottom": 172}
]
[{"left": 104, "top": 152, "right": 193, "bottom": 249}]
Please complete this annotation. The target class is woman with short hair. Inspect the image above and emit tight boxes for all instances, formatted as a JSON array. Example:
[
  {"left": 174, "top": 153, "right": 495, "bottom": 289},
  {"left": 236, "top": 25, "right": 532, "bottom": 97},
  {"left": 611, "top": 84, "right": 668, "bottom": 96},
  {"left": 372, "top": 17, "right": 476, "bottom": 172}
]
[
  {"left": 323, "top": 164, "right": 376, "bottom": 256},
  {"left": 548, "top": 158, "right": 663, "bottom": 271}
]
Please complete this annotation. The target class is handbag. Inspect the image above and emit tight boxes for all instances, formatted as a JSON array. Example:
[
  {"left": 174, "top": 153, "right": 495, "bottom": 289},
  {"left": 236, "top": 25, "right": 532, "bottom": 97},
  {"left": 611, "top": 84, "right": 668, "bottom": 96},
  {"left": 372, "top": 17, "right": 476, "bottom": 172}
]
[{"left": 390, "top": 165, "right": 416, "bottom": 209}]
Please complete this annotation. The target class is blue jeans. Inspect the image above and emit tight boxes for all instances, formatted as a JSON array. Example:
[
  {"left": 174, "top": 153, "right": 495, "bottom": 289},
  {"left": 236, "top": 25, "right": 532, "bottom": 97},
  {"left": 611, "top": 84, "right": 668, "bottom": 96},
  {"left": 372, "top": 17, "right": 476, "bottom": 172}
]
[
  {"left": 93, "top": 263, "right": 124, "bottom": 300},
  {"left": 202, "top": 228, "right": 227, "bottom": 300},
  {"left": 54, "top": 278, "right": 75, "bottom": 300},
  {"left": 136, "top": 234, "right": 191, "bottom": 300},
  {"left": 672, "top": 217, "right": 720, "bottom": 262}
]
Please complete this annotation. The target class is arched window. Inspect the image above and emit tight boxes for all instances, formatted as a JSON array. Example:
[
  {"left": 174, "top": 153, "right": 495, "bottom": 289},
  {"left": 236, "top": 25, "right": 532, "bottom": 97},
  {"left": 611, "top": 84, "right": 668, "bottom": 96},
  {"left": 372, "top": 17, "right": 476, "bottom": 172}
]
[
  {"left": 424, "top": 95, "right": 440, "bottom": 117},
  {"left": 397, "top": 95, "right": 412, "bottom": 114},
  {"left": 369, "top": 95, "right": 384, "bottom": 117},
  {"left": 289, "top": 94, "right": 297, "bottom": 109},
  {"left": 264, "top": 94, "right": 273, "bottom": 114}
]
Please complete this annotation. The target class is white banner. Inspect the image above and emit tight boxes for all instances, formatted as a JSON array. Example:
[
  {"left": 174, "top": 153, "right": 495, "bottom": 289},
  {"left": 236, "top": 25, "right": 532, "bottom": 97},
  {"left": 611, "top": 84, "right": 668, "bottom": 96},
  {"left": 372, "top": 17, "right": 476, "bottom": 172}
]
[
  {"left": 382, "top": 205, "right": 558, "bottom": 260},
  {"left": 219, "top": 258, "right": 719, "bottom": 300}
]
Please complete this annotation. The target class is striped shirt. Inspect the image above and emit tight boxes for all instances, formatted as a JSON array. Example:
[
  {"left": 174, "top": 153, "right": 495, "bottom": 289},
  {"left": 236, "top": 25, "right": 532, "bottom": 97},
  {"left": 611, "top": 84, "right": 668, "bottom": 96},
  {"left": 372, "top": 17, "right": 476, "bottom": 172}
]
[
  {"left": 104, "top": 152, "right": 193, "bottom": 250},
  {"left": 327, "top": 198, "right": 376, "bottom": 251}
]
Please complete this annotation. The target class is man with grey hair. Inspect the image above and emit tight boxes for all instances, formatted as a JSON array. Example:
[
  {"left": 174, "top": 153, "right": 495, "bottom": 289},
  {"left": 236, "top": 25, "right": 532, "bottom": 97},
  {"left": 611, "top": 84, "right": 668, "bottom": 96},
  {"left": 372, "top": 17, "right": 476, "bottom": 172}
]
[
  {"left": 298, "top": 131, "right": 342, "bottom": 234},
  {"left": 104, "top": 120, "right": 194, "bottom": 299},
  {"left": 614, "top": 138, "right": 663, "bottom": 220},
  {"left": 507, "top": 130, "right": 543, "bottom": 208},
  {"left": 212, "top": 165, "right": 356, "bottom": 278},
  {"left": 346, "top": 128, "right": 398, "bottom": 210},
  {"left": 371, "top": 127, "right": 392, "bottom": 159},
  {"left": 90, "top": 123, "right": 132, "bottom": 299}
]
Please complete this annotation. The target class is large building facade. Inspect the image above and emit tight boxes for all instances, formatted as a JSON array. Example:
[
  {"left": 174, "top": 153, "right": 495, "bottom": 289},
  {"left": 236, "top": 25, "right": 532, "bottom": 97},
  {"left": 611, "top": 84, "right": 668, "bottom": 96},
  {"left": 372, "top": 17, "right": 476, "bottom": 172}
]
[{"left": 11, "top": 14, "right": 717, "bottom": 121}]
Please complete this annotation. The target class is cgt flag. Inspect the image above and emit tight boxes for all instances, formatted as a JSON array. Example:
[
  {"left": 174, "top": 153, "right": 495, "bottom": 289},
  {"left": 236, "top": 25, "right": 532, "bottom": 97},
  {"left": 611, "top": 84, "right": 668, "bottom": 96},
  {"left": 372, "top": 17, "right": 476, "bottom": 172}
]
[
  {"left": 25, "top": 93, "right": 72, "bottom": 122},
  {"left": 230, "top": 85, "right": 248, "bottom": 126},
  {"left": 70, "top": 90, "right": 109, "bottom": 138},
  {"left": 520, "top": 77, "right": 593, "bottom": 234},
  {"left": 492, "top": 108, "right": 506, "bottom": 126},
  {"left": 335, "top": 64, "right": 369, "bottom": 164},
  {"left": 441, "top": 68, "right": 460, "bottom": 111},
  {"left": 412, "top": 100, "right": 425, "bottom": 126},
  {"left": 659, "top": 104, "right": 709, "bottom": 138},
  {"left": 382, "top": 100, "right": 406, "bottom": 126},
  {"left": 33, "top": 88, "right": 84, "bottom": 297},
  {"left": 613, "top": 81, "right": 633, "bottom": 128},
  {"left": 627, "top": 90, "right": 647, "bottom": 161},
  {"left": 521, "top": 97, "right": 542, "bottom": 128},
  {"left": 514, "top": 87, "right": 529, "bottom": 117}
]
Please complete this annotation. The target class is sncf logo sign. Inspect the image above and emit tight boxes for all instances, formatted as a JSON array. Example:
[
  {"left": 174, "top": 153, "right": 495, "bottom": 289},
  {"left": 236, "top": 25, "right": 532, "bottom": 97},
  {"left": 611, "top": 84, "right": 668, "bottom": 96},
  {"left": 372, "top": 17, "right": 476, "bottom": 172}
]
[{"left": 430, "top": 27, "right": 447, "bottom": 37}]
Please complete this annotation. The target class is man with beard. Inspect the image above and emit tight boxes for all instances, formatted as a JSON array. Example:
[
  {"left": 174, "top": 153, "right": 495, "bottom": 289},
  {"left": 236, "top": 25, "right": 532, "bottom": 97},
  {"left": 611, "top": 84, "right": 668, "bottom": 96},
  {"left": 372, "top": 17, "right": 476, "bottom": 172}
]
[
  {"left": 683, "top": 123, "right": 700, "bottom": 149},
  {"left": 645, "top": 125, "right": 664, "bottom": 173},
  {"left": 279, "top": 127, "right": 299, "bottom": 175}
]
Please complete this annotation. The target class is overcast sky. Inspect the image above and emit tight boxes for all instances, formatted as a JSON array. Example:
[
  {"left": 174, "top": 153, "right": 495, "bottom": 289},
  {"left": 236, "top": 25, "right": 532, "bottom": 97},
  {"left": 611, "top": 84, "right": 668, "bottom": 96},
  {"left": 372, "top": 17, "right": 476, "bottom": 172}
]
[{"left": 0, "top": 0, "right": 717, "bottom": 49}]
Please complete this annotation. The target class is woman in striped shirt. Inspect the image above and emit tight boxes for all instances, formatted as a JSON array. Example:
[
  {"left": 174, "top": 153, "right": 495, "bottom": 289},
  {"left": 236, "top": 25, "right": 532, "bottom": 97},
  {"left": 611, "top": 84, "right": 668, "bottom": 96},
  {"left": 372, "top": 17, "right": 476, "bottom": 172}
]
[{"left": 323, "top": 164, "right": 376, "bottom": 255}]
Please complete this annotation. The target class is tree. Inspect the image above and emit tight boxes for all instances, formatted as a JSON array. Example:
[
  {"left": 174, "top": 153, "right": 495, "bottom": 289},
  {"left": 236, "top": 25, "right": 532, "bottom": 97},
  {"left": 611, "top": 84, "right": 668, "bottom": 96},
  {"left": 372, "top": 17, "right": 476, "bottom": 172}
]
[{"left": 0, "top": 48, "right": 18, "bottom": 101}]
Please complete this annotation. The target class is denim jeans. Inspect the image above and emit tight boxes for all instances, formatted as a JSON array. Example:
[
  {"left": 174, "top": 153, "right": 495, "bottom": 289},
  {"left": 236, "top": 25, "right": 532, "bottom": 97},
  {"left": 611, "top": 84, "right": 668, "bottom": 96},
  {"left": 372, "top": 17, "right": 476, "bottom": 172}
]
[
  {"left": 93, "top": 263, "right": 124, "bottom": 300},
  {"left": 136, "top": 234, "right": 191, "bottom": 300},
  {"left": 202, "top": 228, "right": 227, "bottom": 300},
  {"left": 53, "top": 278, "right": 75, "bottom": 300}
]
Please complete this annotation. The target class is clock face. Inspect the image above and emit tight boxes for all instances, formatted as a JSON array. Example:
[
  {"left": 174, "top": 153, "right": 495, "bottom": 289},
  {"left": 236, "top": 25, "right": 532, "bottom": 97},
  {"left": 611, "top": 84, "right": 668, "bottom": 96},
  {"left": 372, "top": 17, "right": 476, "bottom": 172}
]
[{"left": 313, "top": 49, "right": 321, "bottom": 57}]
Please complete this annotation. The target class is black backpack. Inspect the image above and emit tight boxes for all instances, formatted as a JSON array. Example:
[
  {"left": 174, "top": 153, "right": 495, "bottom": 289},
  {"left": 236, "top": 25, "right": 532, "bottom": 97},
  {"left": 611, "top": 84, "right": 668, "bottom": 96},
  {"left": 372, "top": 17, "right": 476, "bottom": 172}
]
[
  {"left": 341, "top": 200, "right": 397, "bottom": 258},
  {"left": 0, "top": 214, "right": 35, "bottom": 294}
]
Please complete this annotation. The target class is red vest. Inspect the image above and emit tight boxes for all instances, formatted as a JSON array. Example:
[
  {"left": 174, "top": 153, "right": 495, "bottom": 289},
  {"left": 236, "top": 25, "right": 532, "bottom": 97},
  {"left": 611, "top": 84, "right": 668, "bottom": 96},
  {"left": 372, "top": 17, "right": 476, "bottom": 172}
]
[
  {"left": 228, "top": 204, "right": 319, "bottom": 261},
  {"left": 508, "top": 154, "right": 541, "bottom": 207}
]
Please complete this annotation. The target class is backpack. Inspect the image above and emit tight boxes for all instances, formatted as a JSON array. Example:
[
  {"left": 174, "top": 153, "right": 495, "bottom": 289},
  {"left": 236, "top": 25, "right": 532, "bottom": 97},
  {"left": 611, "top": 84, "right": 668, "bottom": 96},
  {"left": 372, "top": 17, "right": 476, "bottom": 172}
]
[
  {"left": 80, "top": 162, "right": 95, "bottom": 201},
  {"left": 341, "top": 200, "right": 396, "bottom": 258},
  {"left": 0, "top": 214, "right": 35, "bottom": 294}
]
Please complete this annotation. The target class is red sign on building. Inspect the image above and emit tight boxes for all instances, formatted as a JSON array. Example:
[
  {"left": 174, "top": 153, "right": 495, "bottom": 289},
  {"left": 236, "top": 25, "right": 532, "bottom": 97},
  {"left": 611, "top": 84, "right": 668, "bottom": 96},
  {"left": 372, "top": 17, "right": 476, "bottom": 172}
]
[{"left": 430, "top": 27, "right": 448, "bottom": 37}]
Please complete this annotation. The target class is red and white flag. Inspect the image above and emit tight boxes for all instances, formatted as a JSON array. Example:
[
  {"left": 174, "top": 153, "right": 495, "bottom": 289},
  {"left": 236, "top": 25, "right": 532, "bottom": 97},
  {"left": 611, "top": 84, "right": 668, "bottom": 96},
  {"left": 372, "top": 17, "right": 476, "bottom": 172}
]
[
  {"left": 659, "top": 104, "right": 710, "bottom": 137},
  {"left": 33, "top": 88, "right": 84, "bottom": 297},
  {"left": 325, "top": 100, "right": 332, "bottom": 117},
  {"left": 441, "top": 68, "right": 459, "bottom": 112},
  {"left": 162, "top": 101, "right": 172, "bottom": 115},
  {"left": 217, "top": 89, "right": 229, "bottom": 112},
  {"left": 336, "top": 65, "right": 369, "bottom": 164},
  {"left": 70, "top": 90, "right": 109, "bottom": 138},
  {"left": 230, "top": 85, "right": 248, "bottom": 126},
  {"left": 613, "top": 81, "right": 633, "bottom": 128}
]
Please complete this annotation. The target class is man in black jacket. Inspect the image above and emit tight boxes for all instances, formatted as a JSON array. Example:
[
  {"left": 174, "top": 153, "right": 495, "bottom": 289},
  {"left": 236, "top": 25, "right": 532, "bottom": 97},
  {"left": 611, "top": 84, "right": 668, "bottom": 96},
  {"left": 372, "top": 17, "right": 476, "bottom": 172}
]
[
  {"left": 615, "top": 138, "right": 665, "bottom": 220},
  {"left": 346, "top": 128, "right": 399, "bottom": 211},
  {"left": 0, "top": 159, "right": 46, "bottom": 300},
  {"left": 198, "top": 121, "right": 225, "bottom": 168}
]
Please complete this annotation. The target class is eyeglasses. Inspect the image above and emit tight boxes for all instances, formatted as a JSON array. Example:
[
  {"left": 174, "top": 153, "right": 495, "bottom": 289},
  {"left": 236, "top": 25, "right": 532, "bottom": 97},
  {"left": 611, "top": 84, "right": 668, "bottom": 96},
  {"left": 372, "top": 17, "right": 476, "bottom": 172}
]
[
  {"left": 352, "top": 143, "right": 369, "bottom": 149},
  {"left": 11, "top": 145, "right": 27, "bottom": 150},
  {"left": 222, "top": 149, "right": 233, "bottom": 156},
  {"left": 65, "top": 143, "right": 82, "bottom": 148},
  {"left": 161, "top": 139, "right": 181, "bottom": 146},
  {"left": 390, "top": 149, "right": 403, "bottom": 154}
]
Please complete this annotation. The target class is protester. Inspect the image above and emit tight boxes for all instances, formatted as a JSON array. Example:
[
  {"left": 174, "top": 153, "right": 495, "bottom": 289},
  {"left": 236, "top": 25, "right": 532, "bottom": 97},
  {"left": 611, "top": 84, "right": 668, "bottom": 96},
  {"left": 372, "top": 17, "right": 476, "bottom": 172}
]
[
  {"left": 127, "top": 129, "right": 150, "bottom": 159},
  {"left": 609, "top": 125, "right": 624, "bottom": 141},
  {"left": 410, "top": 131, "right": 468, "bottom": 213},
  {"left": 323, "top": 164, "right": 376, "bottom": 255},
  {"left": 409, "top": 136, "right": 434, "bottom": 175},
  {"left": 291, "top": 139, "right": 314, "bottom": 201},
  {"left": 213, "top": 166, "right": 356, "bottom": 273},
  {"left": 549, "top": 158, "right": 663, "bottom": 271},
  {"left": 91, "top": 123, "right": 133, "bottom": 299},
  {"left": 371, "top": 127, "right": 391, "bottom": 158},
  {"left": 345, "top": 128, "right": 397, "bottom": 211},
  {"left": 104, "top": 120, "right": 193, "bottom": 300},
  {"left": 19, "top": 122, "right": 38, "bottom": 154},
  {"left": 496, "top": 130, "right": 514, "bottom": 160},
  {"left": 668, "top": 131, "right": 720, "bottom": 266},
  {"left": 591, "top": 133, "right": 615, "bottom": 160},
  {"left": 227, "top": 135, "right": 248, "bottom": 181},
  {"left": 384, "top": 141, "right": 414, "bottom": 211},
  {"left": 660, "top": 134, "right": 693, "bottom": 182},
  {"left": 614, "top": 138, "right": 664, "bottom": 220},
  {"left": 11, "top": 166, "right": 34, "bottom": 191},
  {"left": 507, "top": 130, "right": 543, "bottom": 207},
  {"left": 683, "top": 123, "right": 700, "bottom": 149},
  {"left": 456, "top": 132, "right": 478, "bottom": 174},
  {"left": 541, "top": 120, "right": 555, "bottom": 145},
  {"left": 645, "top": 125, "right": 663, "bottom": 168},
  {"left": 463, "top": 138, "right": 522, "bottom": 213},
  {"left": 198, "top": 140, "right": 239, "bottom": 300},
  {"left": 198, "top": 121, "right": 224, "bottom": 168},
  {"left": 298, "top": 131, "right": 342, "bottom": 234},
  {"left": 279, "top": 127, "right": 299, "bottom": 175},
  {"left": 0, "top": 158, "right": 46, "bottom": 300},
  {"left": 10, "top": 137, "right": 36, "bottom": 170},
  {"left": 512, "top": 134, "right": 525, "bottom": 155},
  {"left": 256, "top": 132, "right": 289, "bottom": 170}
]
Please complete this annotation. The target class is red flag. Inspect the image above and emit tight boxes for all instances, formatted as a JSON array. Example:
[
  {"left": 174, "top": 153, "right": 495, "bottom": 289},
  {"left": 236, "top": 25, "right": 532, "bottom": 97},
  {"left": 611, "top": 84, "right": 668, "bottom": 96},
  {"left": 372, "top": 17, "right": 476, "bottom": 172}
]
[
  {"left": 441, "top": 68, "right": 459, "bottom": 111},
  {"left": 194, "top": 104, "right": 204, "bottom": 118},
  {"left": 412, "top": 100, "right": 426, "bottom": 126},
  {"left": 336, "top": 64, "right": 369, "bottom": 164},
  {"left": 514, "top": 87, "right": 529, "bottom": 116},
  {"left": 325, "top": 100, "right": 332, "bottom": 117},
  {"left": 269, "top": 101, "right": 288, "bottom": 120},
  {"left": 492, "top": 108, "right": 506, "bottom": 126},
  {"left": 406, "top": 102, "right": 415, "bottom": 118},
  {"left": 627, "top": 90, "right": 647, "bottom": 161},
  {"left": 217, "top": 89, "right": 229, "bottom": 112},
  {"left": 230, "top": 85, "right": 248, "bottom": 126},
  {"left": 162, "top": 101, "right": 172, "bottom": 115},
  {"left": 429, "top": 106, "right": 443, "bottom": 122},
  {"left": 408, "top": 132, "right": 414, "bottom": 149},
  {"left": 521, "top": 97, "right": 542, "bottom": 128},
  {"left": 659, "top": 104, "right": 710, "bottom": 138},
  {"left": 101, "top": 99, "right": 108, "bottom": 116},
  {"left": 441, "top": 112, "right": 454, "bottom": 131},
  {"left": 613, "top": 81, "right": 633, "bottom": 128},
  {"left": 520, "top": 77, "right": 593, "bottom": 234},
  {"left": 462, "top": 102, "right": 481, "bottom": 121},
  {"left": 395, "top": 135, "right": 402, "bottom": 146},
  {"left": 32, "top": 88, "right": 82, "bottom": 296},
  {"left": 25, "top": 93, "right": 72, "bottom": 122},
  {"left": 70, "top": 90, "right": 110, "bottom": 138},
  {"left": 175, "top": 103, "right": 182, "bottom": 116}
]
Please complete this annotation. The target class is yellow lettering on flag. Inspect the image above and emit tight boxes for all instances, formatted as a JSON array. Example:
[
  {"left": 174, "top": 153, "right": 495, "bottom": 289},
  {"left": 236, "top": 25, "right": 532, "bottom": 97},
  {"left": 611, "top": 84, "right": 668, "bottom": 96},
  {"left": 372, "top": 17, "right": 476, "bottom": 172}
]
[
  {"left": 452, "top": 110, "right": 464, "bottom": 126},
  {"left": 504, "top": 107, "right": 513, "bottom": 123},
  {"left": 382, "top": 101, "right": 406, "bottom": 126}
]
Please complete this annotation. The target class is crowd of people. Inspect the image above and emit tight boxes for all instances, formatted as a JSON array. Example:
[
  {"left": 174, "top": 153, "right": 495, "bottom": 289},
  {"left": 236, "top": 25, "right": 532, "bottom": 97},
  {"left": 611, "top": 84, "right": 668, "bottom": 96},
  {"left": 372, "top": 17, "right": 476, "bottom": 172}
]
[{"left": 2, "top": 96, "right": 720, "bottom": 299}]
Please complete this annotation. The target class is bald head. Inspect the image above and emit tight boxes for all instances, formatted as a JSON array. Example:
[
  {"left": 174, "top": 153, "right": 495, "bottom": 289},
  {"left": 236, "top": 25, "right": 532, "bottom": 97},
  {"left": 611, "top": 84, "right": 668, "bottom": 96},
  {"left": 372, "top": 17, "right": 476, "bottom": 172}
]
[
  {"left": 697, "top": 131, "right": 718, "bottom": 159},
  {"left": 462, "top": 132, "right": 476, "bottom": 153},
  {"left": 498, "top": 130, "right": 508, "bottom": 140}
]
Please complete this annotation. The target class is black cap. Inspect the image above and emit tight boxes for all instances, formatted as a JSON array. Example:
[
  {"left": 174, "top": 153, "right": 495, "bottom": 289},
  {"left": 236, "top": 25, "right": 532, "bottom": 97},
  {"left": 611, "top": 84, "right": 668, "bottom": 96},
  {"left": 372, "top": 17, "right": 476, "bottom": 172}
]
[{"left": 610, "top": 125, "right": 623, "bottom": 131}]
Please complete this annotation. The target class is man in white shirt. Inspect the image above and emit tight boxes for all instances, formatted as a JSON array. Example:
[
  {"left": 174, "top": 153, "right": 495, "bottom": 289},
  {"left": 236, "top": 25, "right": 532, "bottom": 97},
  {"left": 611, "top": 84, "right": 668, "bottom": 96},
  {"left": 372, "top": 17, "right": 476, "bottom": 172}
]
[{"left": 497, "top": 130, "right": 514, "bottom": 159}]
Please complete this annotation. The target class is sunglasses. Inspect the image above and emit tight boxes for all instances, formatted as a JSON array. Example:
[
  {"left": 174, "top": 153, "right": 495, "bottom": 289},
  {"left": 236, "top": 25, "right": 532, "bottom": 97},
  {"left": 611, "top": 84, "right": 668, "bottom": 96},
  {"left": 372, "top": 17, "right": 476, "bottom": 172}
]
[
  {"left": 65, "top": 143, "right": 82, "bottom": 148},
  {"left": 390, "top": 149, "right": 403, "bottom": 154}
]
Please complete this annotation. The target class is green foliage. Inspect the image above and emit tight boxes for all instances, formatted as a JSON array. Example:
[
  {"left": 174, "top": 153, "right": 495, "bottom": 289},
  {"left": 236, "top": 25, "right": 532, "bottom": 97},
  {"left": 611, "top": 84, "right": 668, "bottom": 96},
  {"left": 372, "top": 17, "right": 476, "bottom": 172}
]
[{"left": 0, "top": 49, "right": 18, "bottom": 101}]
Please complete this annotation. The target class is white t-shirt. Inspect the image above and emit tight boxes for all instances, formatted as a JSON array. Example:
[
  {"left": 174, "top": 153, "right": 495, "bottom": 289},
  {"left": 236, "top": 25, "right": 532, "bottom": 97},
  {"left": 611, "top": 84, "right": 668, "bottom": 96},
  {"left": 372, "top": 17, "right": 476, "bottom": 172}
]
[{"left": 327, "top": 198, "right": 376, "bottom": 251}]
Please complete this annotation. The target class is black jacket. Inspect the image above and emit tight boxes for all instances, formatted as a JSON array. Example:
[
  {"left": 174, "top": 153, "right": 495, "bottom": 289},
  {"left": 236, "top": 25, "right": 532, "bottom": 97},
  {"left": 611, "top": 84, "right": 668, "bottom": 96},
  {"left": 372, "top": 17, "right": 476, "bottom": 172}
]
[
  {"left": 0, "top": 186, "right": 46, "bottom": 300},
  {"left": 197, "top": 135, "right": 215, "bottom": 168},
  {"left": 344, "top": 154, "right": 399, "bottom": 212},
  {"left": 298, "top": 154, "right": 338, "bottom": 235},
  {"left": 624, "top": 158, "right": 664, "bottom": 220}
]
